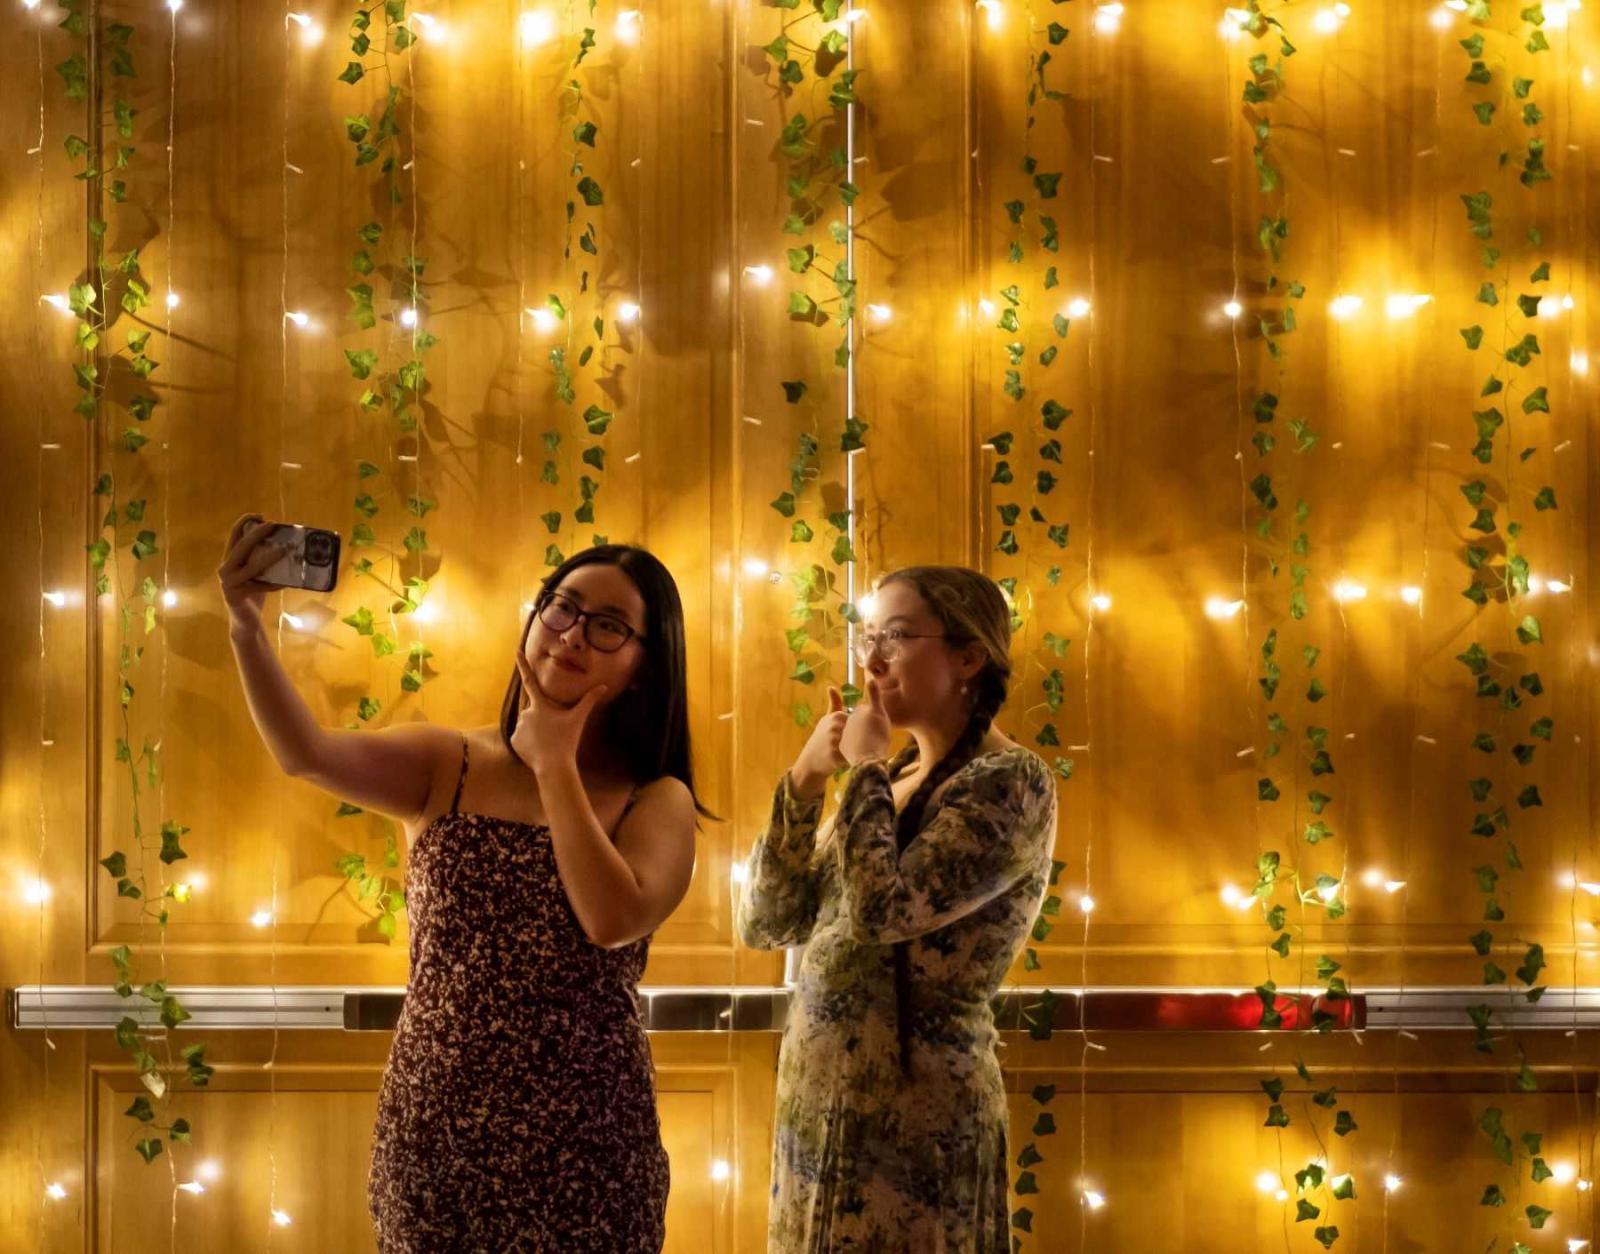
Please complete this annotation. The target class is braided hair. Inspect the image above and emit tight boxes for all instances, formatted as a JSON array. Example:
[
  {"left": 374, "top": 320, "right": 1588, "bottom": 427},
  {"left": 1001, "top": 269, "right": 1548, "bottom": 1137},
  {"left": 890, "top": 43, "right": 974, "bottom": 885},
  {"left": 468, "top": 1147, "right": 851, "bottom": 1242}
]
[{"left": 875, "top": 567, "right": 1013, "bottom": 1076}]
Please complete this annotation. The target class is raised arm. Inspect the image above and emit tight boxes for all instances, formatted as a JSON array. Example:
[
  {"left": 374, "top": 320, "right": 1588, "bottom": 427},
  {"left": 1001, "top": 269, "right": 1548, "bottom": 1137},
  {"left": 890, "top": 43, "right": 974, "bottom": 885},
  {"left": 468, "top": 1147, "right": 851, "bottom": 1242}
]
[{"left": 735, "top": 774, "right": 829, "bottom": 949}]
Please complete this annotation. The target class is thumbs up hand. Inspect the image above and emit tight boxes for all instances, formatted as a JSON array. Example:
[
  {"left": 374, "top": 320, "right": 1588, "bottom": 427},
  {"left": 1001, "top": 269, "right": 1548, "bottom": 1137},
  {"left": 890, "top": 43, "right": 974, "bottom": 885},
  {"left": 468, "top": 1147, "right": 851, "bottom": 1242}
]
[{"left": 840, "top": 678, "right": 892, "bottom": 766}]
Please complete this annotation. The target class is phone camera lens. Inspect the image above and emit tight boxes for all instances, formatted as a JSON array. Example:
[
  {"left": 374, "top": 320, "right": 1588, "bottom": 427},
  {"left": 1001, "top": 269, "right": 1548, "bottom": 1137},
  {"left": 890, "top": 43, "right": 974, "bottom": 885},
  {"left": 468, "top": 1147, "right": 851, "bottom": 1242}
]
[{"left": 305, "top": 532, "right": 335, "bottom": 565}]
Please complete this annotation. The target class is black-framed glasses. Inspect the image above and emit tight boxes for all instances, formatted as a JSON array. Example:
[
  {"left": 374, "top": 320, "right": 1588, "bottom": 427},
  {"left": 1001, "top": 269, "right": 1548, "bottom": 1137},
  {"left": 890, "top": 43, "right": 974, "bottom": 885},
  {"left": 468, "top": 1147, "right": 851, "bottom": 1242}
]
[
  {"left": 851, "top": 628, "right": 948, "bottom": 667},
  {"left": 536, "top": 592, "right": 644, "bottom": 653}
]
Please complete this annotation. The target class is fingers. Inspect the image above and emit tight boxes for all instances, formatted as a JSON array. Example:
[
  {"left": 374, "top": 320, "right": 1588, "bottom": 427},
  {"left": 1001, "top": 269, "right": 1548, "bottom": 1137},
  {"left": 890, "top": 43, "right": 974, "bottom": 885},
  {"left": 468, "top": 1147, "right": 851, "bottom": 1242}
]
[
  {"left": 220, "top": 517, "right": 275, "bottom": 573},
  {"left": 866, "top": 678, "right": 883, "bottom": 709},
  {"left": 827, "top": 686, "right": 844, "bottom": 715},
  {"left": 219, "top": 538, "right": 283, "bottom": 589},
  {"left": 515, "top": 651, "right": 537, "bottom": 707}
]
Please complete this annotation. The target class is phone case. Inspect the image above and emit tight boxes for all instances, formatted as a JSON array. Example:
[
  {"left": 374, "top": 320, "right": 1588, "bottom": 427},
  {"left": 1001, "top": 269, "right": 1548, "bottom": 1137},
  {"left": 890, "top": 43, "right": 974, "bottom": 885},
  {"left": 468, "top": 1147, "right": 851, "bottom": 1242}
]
[{"left": 257, "top": 524, "right": 341, "bottom": 593}]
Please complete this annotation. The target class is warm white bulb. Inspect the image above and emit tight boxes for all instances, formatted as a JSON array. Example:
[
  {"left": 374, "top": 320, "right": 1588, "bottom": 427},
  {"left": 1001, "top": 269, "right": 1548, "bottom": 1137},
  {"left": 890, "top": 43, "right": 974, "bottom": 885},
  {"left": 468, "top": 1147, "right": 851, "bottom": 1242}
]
[
  {"left": 177, "top": 1181, "right": 205, "bottom": 1195},
  {"left": 1066, "top": 298, "right": 1092, "bottom": 319},
  {"left": 1573, "top": 351, "right": 1590, "bottom": 376},
  {"left": 1549, "top": 579, "right": 1572, "bottom": 594},
  {"left": 287, "top": 11, "right": 311, "bottom": 24},
  {"left": 1385, "top": 293, "right": 1431, "bottom": 318},
  {"left": 1383, "top": 1173, "right": 1403, "bottom": 1193},
  {"left": 410, "top": 12, "right": 446, "bottom": 40},
  {"left": 1562, "top": 294, "right": 1575, "bottom": 310},
  {"left": 42, "top": 590, "right": 67, "bottom": 608},
  {"left": 1204, "top": 596, "right": 1244, "bottom": 620},
  {"left": 741, "top": 558, "right": 770, "bottom": 579},
  {"left": 166, "top": 0, "right": 182, "bottom": 11},
  {"left": 1220, "top": 7, "right": 1251, "bottom": 37},
  {"left": 399, "top": 307, "right": 419, "bottom": 328},
  {"left": 41, "top": 293, "right": 71, "bottom": 314},
  {"left": 710, "top": 1159, "right": 732, "bottom": 1182},
  {"left": 272, "top": 1210, "right": 293, "bottom": 1227},
  {"left": 1429, "top": 4, "right": 1453, "bottom": 26},
  {"left": 165, "top": 291, "right": 180, "bottom": 310},
  {"left": 250, "top": 910, "right": 274, "bottom": 928},
  {"left": 161, "top": 589, "right": 178, "bottom": 608},
  {"left": 1579, "top": 1178, "right": 1593, "bottom": 1192},
  {"left": 617, "top": 301, "right": 641, "bottom": 323},
  {"left": 1255, "top": 1171, "right": 1279, "bottom": 1194},
  {"left": 1317, "top": 882, "right": 1341, "bottom": 903},
  {"left": 1400, "top": 585, "right": 1422, "bottom": 605},
  {"left": 280, "top": 612, "right": 305, "bottom": 631},
  {"left": 1384, "top": 880, "right": 1406, "bottom": 894},
  {"left": 1538, "top": 296, "right": 1562, "bottom": 319},
  {"left": 1361, "top": 868, "right": 1384, "bottom": 888},
  {"left": 1312, "top": 7, "right": 1341, "bottom": 32},
  {"left": 975, "top": 0, "right": 1003, "bottom": 30},
  {"left": 866, "top": 303, "right": 892, "bottom": 323},
  {"left": 187, "top": 871, "right": 208, "bottom": 892},
  {"left": 1553, "top": 1161, "right": 1578, "bottom": 1184},
  {"left": 520, "top": 10, "right": 555, "bottom": 44},
  {"left": 1090, "top": 594, "right": 1111, "bottom": 612},
  {"left": 1332, "top": 580, "right": 1367, "bottom": 603},
  {"left": 1078, "top": 895, "right": 1095, "bottom": 914},
  {"left": 743, "top": 264, "right": 773, "bottom": 286},
  {"left": 412, "top": 600, "right": 440, "bottom": 625},
  {"left": 978, "top": 298, "right": 997, "bottom": 318},
  {"left": 44, "top": 1182, "right": 67, "bottom": 1200},
  {"left": 526, "top": 307, "right": 558, "bottom": 332},
  {"left": 1220, "top": 883, "right": 1242, "bottom": 907},
  {"left": 1082, "top": 1188, "right": 1107, "bottom": 1211},
  {"left": 1528, "top": 574, "right": 1545, "bottom": 595},
  {"left": 1547, "top": 1, "right": 1572, "bottom": 27},
  {"left": 615, "top": 8, "right": 642, "bottom": 40},
  {"left": 1329, "top": 294, "right": 1363, "bottom": 320},
  {"left": 285, "top": 310, "right": 310, "bottom": 327},
  {"left": 730, "top": 861, "right": 749, "bottom": 885},
  {"left": 1568, "top": 1240, "right": 1589, "bottom": 1254},
  {"left": 196, "top": 1159, "right": 221, "bottom": 1182},
  {"left": 857, "top": 592, "right": 879, "bottom": 619},
  {"left": 1092, "top": 3, "right": 1123, "bottom": 33},
  {"left": 23, "top": 879, "right": 51, "bottom": 906},
  {"left": 1223, "top": 300, "right": 1243, "bottom": 319}
]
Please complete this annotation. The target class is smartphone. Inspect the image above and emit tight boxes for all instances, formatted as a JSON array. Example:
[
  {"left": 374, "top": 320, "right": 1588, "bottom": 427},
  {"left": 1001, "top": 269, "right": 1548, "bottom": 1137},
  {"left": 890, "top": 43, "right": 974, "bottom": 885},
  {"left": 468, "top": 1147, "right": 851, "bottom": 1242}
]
[{"left": 256, "top": 524, "right": 341, "bottom": 593}]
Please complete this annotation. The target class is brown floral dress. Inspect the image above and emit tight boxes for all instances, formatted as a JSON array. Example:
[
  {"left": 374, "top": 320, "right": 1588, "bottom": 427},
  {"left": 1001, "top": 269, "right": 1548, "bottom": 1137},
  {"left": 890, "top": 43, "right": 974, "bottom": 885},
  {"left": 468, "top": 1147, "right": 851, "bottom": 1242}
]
[
  {"left": 737, "top": 747, "right": 1058, "bottom": 1254},
  {"left": 368, "top": 738, "right": 670, "bottom": 1253}
]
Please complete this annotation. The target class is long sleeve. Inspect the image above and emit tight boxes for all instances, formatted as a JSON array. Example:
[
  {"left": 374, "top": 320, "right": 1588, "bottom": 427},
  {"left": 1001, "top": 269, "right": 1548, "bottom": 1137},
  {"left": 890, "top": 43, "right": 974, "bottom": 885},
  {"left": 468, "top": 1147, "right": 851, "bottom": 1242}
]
[
  {"left": 835, "top": 750, "right": 1056, "bottom": 945},
  {"left": 735, "top": 773, "right": 828, "bottom": 949}
]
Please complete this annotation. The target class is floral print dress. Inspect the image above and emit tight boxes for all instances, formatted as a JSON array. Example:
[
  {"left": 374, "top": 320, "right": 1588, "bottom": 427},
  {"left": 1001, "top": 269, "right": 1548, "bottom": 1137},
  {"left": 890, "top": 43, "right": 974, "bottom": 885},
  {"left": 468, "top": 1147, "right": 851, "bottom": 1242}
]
[{"left": 737, "top": 747, "right": 1058, "bottom": 1254}]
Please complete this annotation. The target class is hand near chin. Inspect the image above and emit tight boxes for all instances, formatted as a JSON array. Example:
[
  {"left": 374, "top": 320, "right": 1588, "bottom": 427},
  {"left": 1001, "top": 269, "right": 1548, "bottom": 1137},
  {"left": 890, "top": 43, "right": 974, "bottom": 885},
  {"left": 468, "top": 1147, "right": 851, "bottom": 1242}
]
[
  {"left": 839, "top": 678, "right": 891, "bottom": 765},
  {"left": 510, "top": 651, "right": 608, "bottom": 774}
]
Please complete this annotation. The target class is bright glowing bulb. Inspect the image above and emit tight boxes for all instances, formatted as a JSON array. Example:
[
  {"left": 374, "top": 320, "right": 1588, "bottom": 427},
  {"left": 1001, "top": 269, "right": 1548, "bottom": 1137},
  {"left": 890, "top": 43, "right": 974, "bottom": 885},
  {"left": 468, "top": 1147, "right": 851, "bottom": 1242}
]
[
  {"left": 1220, "top": 8, "right": 1250, "bottom": 38},
  {"left": 1385, "top": 293, "right": 1431, "bottom": 318},
  {"left": 866, "top": 303, "right": 892, "bottom": 323},
  {"left": 1579, "top": 1177, "right": 1593, "bottom": 1192},
  {"left": 1400, "top": 585, "right": 1422, "bottom": 605},
  {"left": 1078, "top": 895, "right": 1095, "bottom": 914},
  {"left": 286, "top": 12, "right": 323, "bottom": 43},
  {"left": 1317, "top": 882, "right": 1341, "bottom": 902},
  {"left": 1547, "top": 1, "right": 1572, "bottom": 27},
  {"left": 616, "top": 8, "right": 642, "bottom": 40},
  {"left": 22, "top": 0, "right": 42, "bottom": 8},
  {"left": 187, "top": 871, "right": 208, "bottom": 892},
  {"left": 1562, "top": 294, "right": 1576, "bottom": 310},
  {"left": 710, "top": 1159, "right": 732, "bottom": 1182},
  {"left": 272, "top": 1210, "right": 293, "bottom": 1227},
  {"left": 1220, "top": 883, "right": 1242, "bottom": 907},
  {"left": 1384, "top": 880, "right": 1406, "bottom": 894},
  {"left": 1553, "top": 1161, "right": 1578, "bottom": 1184},
  {"left": 1575, "top": 878, "right": 1599, "bottom": 895},
  {"left": 1529, "top": 574, "right": 1545, "bottom": 595},
  {"left": 730, "top": 861, "right": 749, "bottom": 885},
  {"left": 1549, "top": 579, "right": 1572, "bottom": 594},
  {"left": 1538, "top": 296, "right": 1562, "bottom": 319},
  {"left": 412, "top": 599, "right": 440, "bottom": 625},
  {"left": 1430, "top": 4, "right": 1454, "bottom": 26},
  {"left": 280, "top": 612, "right": 305, "bottom": 631},
  {"left": 839, "top": 7, "right": 868, "bottom": 20},
  {"left": 520, "top": 11, "right": 555, "bottom": 44},
  {"left": 399, "top": 307, "right": 419, "bottom": 328},
  {"left": 741, "top": 558, "right": 770, "bottom": 579},
  {"left": 857, "top": 592, "right": 879, "bottom": 618},
  {"left": 42, "top": 590, "right": 67, "bottom": 608},
  {"left": 1256, "top": 1171, "right": 1279, "bottom": 1194},
  {"left": 978, "top": 298, "right": 997, "bottom": 318},
  {"left": 41, "top": 293, "right": 71, "bottom": 314},
  {"left": 287, "top": 12, "right": 311, "bottom": 24},
  {"left": 1332, "top": 580, "right": 1367, "bottom": 603},
  {"left": 410, "top": 12, "right": 446, "bottom": 40},
  {"left": 617, "top": 301, "right": 641, "bottom": 323},
  {"left": 1082, "top": 1188, "right": 1107, "bottom": 1211},
  {"left": 165, "top": 291, "right": 180, "bottom": 310},
  {"left": 22, "top": 879, "right": 51, "bottom": 906},
  {"left": 1312, "top": 8, "right": 1341, "bottom": 32},
  {"left": 45, "top": 1182, "right": 67, "bottom": 1200},
  {"left": 285, "top": 310, "right": 310, "bottom": 327},
  {"left": 1568, "top": 1240, "right": 1589, "bottom": 1254},
  {"left": 976, "top": 0, "right": 1003, "bottom": 30},
  {"left": 1066, "top": 297, "right": 1092, "bottom": 319},
  {"left": 1223, "top": 300, "right": 1243, "bottom": 319},
  {"left": 177, "top": 1181, "right": 205, "bottom": 1195},
  {"left": 1329, "top": 294, "right": 1363, "bottom": 320},
  {"left": 1361, "top": 868, "right": 1384, "bottom": 888},
  {"left": 250, "top": 910, "right": 274, "bottom": 929},
  {"left": 1384, "top": 1173, "right": 1403, "bottom": 1193},
  {"left": 196, "top": 1159, "right": 221, "bottom": 1182},
  {"left": 1573, "top": 351, "right": 1591, "bottom": 375},
  {"left": 744, "top": 264, "right": 773, "bottom": 286},
  {"left": 1092, "top": 3, "right": 1123, "bottom": 33},
  {"left": 1091, "top": 594, "right": 1112, "bottom": 612},
  {"left": 1205, "top": 596, "right": 1244, "bottom": 620},
  {"left": 161, "top": 589, "right": 178, "bottom": 608},
  {"left": 526, "top": 307, "right": 558, "bottom": 332},
  {"left": 166, "top": 0, "right": 182, "bottom": 11}
]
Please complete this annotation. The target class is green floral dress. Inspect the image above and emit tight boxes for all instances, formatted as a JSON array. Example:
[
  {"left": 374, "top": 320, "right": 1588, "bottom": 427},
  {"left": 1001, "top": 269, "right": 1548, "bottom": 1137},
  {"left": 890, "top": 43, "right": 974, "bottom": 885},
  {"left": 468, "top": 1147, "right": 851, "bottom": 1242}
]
[{"left": 737, "top": 747, "right": 1058, "bottom": 1254}]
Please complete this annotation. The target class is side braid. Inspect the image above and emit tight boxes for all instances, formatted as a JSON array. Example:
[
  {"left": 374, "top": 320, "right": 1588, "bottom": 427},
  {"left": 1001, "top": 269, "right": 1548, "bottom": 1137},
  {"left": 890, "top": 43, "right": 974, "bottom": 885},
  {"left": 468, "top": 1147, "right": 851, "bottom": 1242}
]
[{"left": 889, "top": 668, "right": 1007, "bottom": 1074}]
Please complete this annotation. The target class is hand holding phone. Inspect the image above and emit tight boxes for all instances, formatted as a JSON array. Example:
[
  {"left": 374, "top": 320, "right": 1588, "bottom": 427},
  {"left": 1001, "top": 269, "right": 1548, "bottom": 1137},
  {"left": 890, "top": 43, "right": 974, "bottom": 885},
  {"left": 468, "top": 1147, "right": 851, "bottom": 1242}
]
[{"left": 217, "top": 515, "right": 341, "bottom": 634}]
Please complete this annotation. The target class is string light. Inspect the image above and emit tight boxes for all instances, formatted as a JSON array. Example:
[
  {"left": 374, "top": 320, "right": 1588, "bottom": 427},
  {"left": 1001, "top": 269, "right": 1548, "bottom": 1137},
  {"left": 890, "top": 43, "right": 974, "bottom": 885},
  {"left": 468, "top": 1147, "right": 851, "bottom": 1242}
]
[
  {"left": 1538, "top": 296, "right": 1562, "bottom": 319},
  {"left": 1383, "top": 1173, "right": 1403, "bottom": 1193},
  {"left": 975, "top": 0, "right": 1004, "bottom": 31},
  {"left": 866, "top": 303, "right": 892, "bottom": 323},
  {"left": 616, "top": 8, "right": 642, "bottom": 41},
  {"left": 743, "top": 264, "right": 773, "bottom": 285},
  {"left": 1092, "top": 3, "right": 1123, "bottom": 33},
  {"left": 857, "top": 592, "right": 879, "bottom": 619},
  {"left": 730, "top": 860, "right": 749, "bottom": 886},
  {"left": 399, "top": 307, "right": 419, "bottom": 328},
  {"left": 741, "top": 558, "right": 770, "bottom": 578},
  {"left": 410, "top": 12, "right": 448, "bottom": 41},
  {"left": 1572, "top": 351, "right": 1590, "bottom": 376},
  {"left": 280, "top": 612, "right": 305, "bottom": 631},
  {"left": 1222, "top": 300, "right": 1243, "bottom": 319},
  {"left": 44, "top": 1182, "right": 67, "bottom": 1200},
  {"left": 1090, "top": 593, "right": 1112, "bottom": 612},
  {"left": 1328, "top": 294, "right": 1363, "bottom": 320},
  {"left": 1331, "top": 579, "right": 1367, "bottom": 603},
  {"left": 519, "top": 10, "right": 555, "bottom": 44},
  {"left": 177, "top": 1181, "right": 205, "bottom": 1195},
  {"left": 196, "top": 1159, "right": 221, "bottom": 1182},
  {"left": 40, "top": 293, "right": 72, "bottom": 315},
  {"left": 22, "top": 878, "right": 51, "bottom": 906},
  {"left": 1082, "top": 1187, "right": 1107, "bottom": 1211},
  {"left": 1220, "top": 7, "right": 1251, "bottom": 38},
  {"left": 41, "top": 590, "right": 67, "bottom": 608},
  {"left": 285, "top": 310, "right": 310, "bottom": 327},
  {"left": 186, "top": 870, "right": 208, "bottom": 892},
  {"left": 171, "top": 882, "right": 193, "bottom": 903},
  {"left": 526, "top": 306, "right": 559, "bottom": 332},
  {"left": 272, "top": 1210, "right": 293, "bottom": 1227},
  {"left": 710, "top": 1159, "right": 732, "bottom": 1182},
  {"left": 161, "top": 589, "right": 178, "bottom": 608},
  {"left": 1312, "top": 3, "right": 1350, "bottom": 33},
  {"left": 1204, "top": 596, "right": 1244, "bottom": 620},
  {"left": 250, "top": 909, "right": 274, "bottom": 928},
  {"left": 1568, "top": 1240, "right": 1590, "bottom": 1254},
  {"left": 1580, "top": 1178, "right": 1593, "bottom": 1192},
  {"left": 617, "top": 301, "right": 641, "bottom": 323},
  {"left": 1384, "top": 293, "right": 1431, "bottom": 318},
  {"left": 286, "top": 12, "right": 323, "bottom": 44},
  {"left": 978, "top": 298, "right": 997, "bottom": 318},
  {"left": 1078, "top": 895, "right": 1096, "bottom": 914},
  {"left": 1066, "top": 297, "right": 1092, "bottom": 319},
  {"left": 1316, "top": 881, "right": 1341, "bottom": 903},
  {"left": 1429, "top": 4, "right": 1454, "bottom": 27},
  {"left": 165, "top": 0, "right": 182, "bottom": 11},
  {"left": 1546, "top": 0, "right": 1577, "bottom": 28},
  {"left": 1400, "top": 585, "right": 1422, "bottom": 605}
]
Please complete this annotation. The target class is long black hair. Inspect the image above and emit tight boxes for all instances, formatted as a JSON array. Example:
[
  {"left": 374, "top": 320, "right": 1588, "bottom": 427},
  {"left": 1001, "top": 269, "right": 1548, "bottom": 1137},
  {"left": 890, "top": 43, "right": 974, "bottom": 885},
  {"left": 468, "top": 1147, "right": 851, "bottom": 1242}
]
[
  {"left": 877, "top": 566, "right": 1014, "bottom": 1075},
  {"left": 501, "top": 545, "right": 714, "bottom": 819}
]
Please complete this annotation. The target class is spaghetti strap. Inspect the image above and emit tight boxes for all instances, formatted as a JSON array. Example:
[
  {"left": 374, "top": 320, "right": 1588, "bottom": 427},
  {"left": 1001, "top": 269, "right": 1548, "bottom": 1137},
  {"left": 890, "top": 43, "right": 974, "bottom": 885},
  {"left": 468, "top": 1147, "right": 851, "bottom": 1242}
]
[{"left": 448, "top": 736, "right": 469, "bottom": 815}]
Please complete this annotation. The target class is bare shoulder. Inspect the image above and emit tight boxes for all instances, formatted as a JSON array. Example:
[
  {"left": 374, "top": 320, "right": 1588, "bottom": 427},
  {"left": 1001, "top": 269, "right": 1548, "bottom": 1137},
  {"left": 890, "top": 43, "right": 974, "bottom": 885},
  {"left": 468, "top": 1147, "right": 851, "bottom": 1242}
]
[{"left": 632, "top": 774, "right": 695, "bottom": 818}]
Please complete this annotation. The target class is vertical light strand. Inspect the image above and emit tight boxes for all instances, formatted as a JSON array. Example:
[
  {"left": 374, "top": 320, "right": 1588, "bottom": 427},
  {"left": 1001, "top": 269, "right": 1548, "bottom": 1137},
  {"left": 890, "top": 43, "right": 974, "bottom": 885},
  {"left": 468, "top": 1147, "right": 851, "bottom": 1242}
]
[
  {"left": 1076, "top": 1, "right": 1100, "bottom": 1242},
  {"left": 28, "top": 0, "right": 57, "bottom": 1231},
  {"left": 515, "top": 2, "right": 530, "bottom": 616},
  {"left": 160, "top": 0, "right": 183, "bottom": 1228},
  {"left": 404, "top": 23, "right": 426, "bottom": 723},
  {"left": 843, "top": 0, "right": 859, "bottom": 690}
]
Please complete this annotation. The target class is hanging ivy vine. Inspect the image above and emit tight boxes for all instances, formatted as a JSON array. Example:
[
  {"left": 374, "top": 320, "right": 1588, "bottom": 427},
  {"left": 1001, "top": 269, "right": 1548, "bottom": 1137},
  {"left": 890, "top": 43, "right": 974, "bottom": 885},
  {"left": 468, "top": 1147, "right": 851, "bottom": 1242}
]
[
  {"left": 332, "top": 0, "right": 442, "bottom": 938},
  {"left": 753, "top": 0, "right": 870, "bottom": 727},
  {"left": 57, "top": 0, "right": 211, "bottom": 1163},
  {"left": 1453, "top": 3, "right": 1557, "bottom": 1246}
]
